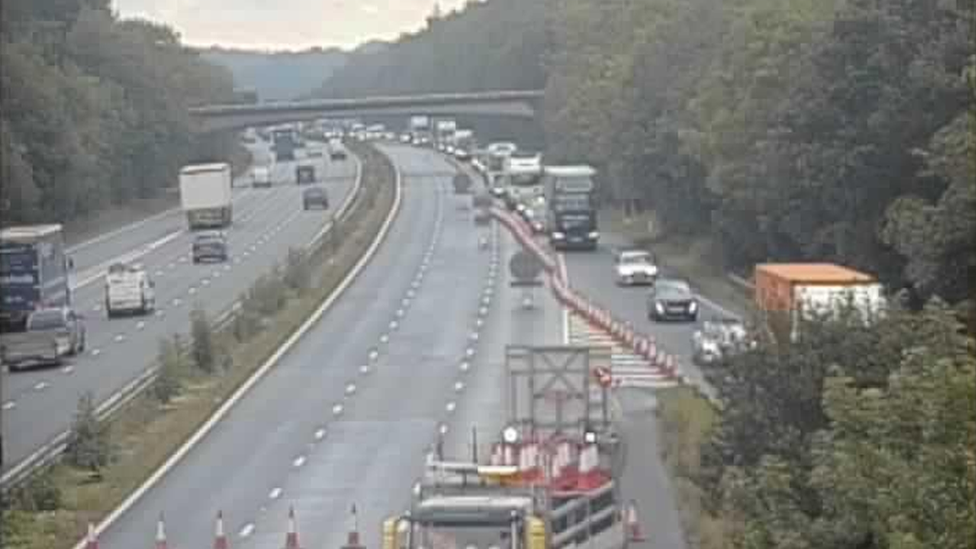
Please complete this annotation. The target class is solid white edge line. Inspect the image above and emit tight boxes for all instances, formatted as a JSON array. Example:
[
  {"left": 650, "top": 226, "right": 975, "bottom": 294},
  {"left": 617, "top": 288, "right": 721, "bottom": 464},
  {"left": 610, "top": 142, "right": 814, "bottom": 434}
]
[
  {"left": 66, "top": 208, "right": 181, "bottom": 254},
  {"left": 73, "top": 147, "right": 403, "bottom": 548},
  {"left": 554, "top": 250, "right": 623, "bottom": 419},
  {"left": 559, "top": 253, "right": 570, "bottom": 346}
]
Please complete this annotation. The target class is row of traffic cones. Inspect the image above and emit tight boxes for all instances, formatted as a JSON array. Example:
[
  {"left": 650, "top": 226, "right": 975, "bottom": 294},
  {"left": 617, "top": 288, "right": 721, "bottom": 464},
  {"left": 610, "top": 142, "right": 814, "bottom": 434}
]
[
  {"left": 82, "top": 506, "right": 304, "bottom": 549},
  {"left": 493, "top": 206, "right": 683, "bottom": 383}
]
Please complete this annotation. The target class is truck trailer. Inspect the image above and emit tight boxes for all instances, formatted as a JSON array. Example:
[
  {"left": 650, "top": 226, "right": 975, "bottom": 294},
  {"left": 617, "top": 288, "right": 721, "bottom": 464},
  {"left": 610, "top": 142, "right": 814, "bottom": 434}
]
[
  {"left": 179, "top": 163, "right": 234, "bottom": 230},
  {"left": 754, "top": 262, "right": 886, "bottom": 341},
  {"left": 0, "top": 224, "right": 72, "bottom": 331}
]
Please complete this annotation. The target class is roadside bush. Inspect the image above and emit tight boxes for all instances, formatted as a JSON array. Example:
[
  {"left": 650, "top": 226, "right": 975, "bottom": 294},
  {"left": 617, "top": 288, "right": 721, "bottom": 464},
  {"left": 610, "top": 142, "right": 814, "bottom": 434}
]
[
  {"left": 189, "top": 306, "right": 216, "bottom": 373},
  {"left": 283, "top": 248, "right": 311, "bottom": 294},
  {"left": 0, "top": 510, "right": 40, "bottom": 549},
  {"left": 64, "top": 392, "right": 113, "bottom": 473},
  {"left": 10, "top": 472, "right": 62, "bottom": 512},
  {"left": 153, "top": 337, "right": 184, "bottom": 404},
  {"left": 246, "top": 274, "right": 289, "bottom": 316}
]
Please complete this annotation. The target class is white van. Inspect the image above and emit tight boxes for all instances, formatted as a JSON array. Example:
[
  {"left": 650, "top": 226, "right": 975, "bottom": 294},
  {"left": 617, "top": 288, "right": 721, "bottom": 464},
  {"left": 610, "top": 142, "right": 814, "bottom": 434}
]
[
  {"left": 252, "top": 166, "right": 272, "bottom": 188},
  {"left": 105, "top": 263, "right": 155, "bottom": 318}
]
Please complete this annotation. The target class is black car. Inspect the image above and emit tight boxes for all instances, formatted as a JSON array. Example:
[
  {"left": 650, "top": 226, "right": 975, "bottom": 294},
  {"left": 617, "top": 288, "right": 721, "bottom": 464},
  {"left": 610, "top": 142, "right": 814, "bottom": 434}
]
[
  {"left": 303, "top": 187, "right": 329, "bottom": 210},
  {"left": 296, "top": 165, "right": 316, "bottom": 185},
  {"left": 647, "top": 278, "right": 699, "bottom": 321},
  {"left": 192, "top": 232, "right": 228, "bottom": 263}
]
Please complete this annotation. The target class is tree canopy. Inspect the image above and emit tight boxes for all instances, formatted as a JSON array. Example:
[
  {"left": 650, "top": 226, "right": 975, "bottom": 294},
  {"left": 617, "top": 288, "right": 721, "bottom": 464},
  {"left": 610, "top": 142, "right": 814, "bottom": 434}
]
[
  {"left": 698, "top": 301, "right": 975, "bottom": 548},
  {"left": 1, "top": 0, "right": 245, "bottom": 226},
  {"left": 312, "top": 2, "right": 976, "bottom": 543},
  {"left": 315, "top": 0, "right": 974, "bottom": 311}
]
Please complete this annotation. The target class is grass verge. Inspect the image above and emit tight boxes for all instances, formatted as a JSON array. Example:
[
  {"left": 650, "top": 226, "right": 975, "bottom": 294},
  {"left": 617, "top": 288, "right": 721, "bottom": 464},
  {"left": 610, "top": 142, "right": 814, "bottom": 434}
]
[
  {"left": 599, "top": 209, "right": 753, "bottom": 317},
  {"left": 1, "top": 143, "right": 395, "bottom": 549},
  {"left": 656, "top": 386, "right": 740, "bottom": 548}
]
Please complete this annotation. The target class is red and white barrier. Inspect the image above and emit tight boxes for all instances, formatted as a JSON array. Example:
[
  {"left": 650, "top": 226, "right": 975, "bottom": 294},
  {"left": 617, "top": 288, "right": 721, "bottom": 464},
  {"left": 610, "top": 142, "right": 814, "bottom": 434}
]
[{"left": 490, "top": 206, "right": 686, "bottom": 386}]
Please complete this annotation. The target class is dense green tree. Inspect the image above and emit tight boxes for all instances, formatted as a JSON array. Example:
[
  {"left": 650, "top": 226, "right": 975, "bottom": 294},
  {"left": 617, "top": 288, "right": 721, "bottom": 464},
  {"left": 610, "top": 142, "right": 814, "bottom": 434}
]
[
  {"left": 701, "top": 302, "right": 975, "bottom": 548},
  {"left": 1, "top": 2, "right": 244, "bottom": 226},
  {"left": 313, "top": 0, "right": 973, "bottom": 309},
  {"left": 306, "top": 1, "right": 975, "bottom": 543}
]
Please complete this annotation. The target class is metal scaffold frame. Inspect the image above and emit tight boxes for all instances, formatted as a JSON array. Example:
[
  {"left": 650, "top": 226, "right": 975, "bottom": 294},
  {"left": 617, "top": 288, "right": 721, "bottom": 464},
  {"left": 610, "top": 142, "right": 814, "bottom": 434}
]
[{"left": 505, "top": 345, "right": 612, "bottom": 441}]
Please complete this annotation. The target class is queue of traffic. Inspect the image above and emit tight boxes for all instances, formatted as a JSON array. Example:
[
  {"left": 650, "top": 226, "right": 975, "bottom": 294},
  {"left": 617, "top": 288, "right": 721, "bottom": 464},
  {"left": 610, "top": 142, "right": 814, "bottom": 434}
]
[{"left": 0, "top": 128, "right": 348, "bottom": 373}]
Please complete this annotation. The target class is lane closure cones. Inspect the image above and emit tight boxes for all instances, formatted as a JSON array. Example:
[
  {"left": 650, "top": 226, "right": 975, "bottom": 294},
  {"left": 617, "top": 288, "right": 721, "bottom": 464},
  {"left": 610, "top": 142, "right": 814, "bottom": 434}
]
[
  {"left": 84, "top": 523, "right": 99, "bottom": 549},
  {"left": 284, "top": 506, "right": 301, "bottom": 549},
  {"left": 625, "top": 500, "right": 646, "bottom": 542},
  {"left": 155, "top": 513, "right": 168, "bottom": 549},
  {"left": 214, "top": 510, "right": 229, "bottom": 549}
]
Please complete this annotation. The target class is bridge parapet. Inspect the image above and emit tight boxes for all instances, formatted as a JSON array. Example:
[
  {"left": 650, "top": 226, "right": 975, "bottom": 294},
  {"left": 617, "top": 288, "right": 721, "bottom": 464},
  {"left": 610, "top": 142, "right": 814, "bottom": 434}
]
[{"left": 190, "top": 90, "right": 545, "bottom": 133}]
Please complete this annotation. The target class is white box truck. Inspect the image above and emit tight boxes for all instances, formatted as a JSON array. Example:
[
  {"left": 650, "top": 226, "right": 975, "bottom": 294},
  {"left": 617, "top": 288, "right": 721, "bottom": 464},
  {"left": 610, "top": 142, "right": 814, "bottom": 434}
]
[{"left": 180, "top": 163, "right": 233, "bottom": 230}]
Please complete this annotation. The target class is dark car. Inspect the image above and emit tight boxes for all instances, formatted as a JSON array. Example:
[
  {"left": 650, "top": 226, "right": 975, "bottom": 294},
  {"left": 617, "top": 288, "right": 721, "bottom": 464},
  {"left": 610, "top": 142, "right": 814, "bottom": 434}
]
[
  {"left": 296, "top": 164, "right": 316, "bottom": 185},
  {"left": 303, "top": 187, "right": 329, "bottom": 210},
  {"left": 192, "top": 232, "right": 229, "bottom": 263},
  {"left": 647, "top": 278, "right": 699, "bottom": 321}
]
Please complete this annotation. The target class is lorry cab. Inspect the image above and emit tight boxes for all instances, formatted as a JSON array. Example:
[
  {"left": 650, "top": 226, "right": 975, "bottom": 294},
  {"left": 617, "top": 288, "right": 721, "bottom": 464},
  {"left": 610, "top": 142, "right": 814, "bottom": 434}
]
[
  {"left": 383, "top": 497, "right": 546, "bottom": 549},
  {"left": 543, "top": 166, "right": 599, "bottom": 251},
  {"left": 105, "top": 263, "right": 155, "bottom": 317}
]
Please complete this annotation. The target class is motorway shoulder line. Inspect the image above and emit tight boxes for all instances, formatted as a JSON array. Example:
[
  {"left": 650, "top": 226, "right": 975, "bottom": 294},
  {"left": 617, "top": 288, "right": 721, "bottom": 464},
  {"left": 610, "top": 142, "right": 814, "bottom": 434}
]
[{"left": 70, "top": 151, "right": 404, "bottom": 549}]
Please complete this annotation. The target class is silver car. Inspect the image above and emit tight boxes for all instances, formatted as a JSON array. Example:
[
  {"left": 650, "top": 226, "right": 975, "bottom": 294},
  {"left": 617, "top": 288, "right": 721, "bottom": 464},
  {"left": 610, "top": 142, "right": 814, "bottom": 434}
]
[
  {"left": 692, "top": 318, "right": 753, "bottom": 365},
  {"left": 615, "top": 250, "right": 659, "bottom": 286}
]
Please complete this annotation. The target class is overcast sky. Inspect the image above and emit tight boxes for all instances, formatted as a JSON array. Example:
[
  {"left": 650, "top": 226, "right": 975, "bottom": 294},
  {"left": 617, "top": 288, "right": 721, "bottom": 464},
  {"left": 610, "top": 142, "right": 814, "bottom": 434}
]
[{"left": 111, "top": 0, "right": 469, "bottom": 51}]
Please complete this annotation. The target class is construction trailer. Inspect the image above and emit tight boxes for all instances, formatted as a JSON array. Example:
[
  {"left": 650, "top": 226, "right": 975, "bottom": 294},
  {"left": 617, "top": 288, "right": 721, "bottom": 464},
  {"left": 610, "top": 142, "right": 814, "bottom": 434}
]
[{"left": 382, "top": 345, "right": 631, "bottom": 549}]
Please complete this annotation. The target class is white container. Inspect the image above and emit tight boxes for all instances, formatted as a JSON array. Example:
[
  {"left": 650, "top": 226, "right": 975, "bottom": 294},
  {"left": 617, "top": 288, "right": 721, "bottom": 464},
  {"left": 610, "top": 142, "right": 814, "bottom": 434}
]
[{"left": 179, "top": 163, "right": 233, "bottom": 229}]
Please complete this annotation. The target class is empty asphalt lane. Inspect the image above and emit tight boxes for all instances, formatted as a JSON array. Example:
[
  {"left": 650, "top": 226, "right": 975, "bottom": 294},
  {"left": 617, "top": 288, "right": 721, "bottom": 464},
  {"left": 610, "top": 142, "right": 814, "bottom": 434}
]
[
  {"left": 98, "top": 144, "right": 458, "bottom": 549},
  {"left": 1, "top": 157, "right": 358, "bottom": 472},
  {"left": 440, "top": 220, "right": 566, "bottom": 462}
]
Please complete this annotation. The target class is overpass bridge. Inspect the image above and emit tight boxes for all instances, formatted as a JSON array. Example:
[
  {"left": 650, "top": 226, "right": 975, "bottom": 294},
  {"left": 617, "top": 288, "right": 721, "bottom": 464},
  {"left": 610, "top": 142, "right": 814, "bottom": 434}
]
[{"left": 189, "top": 90, "right": 545, "bottom": 133}]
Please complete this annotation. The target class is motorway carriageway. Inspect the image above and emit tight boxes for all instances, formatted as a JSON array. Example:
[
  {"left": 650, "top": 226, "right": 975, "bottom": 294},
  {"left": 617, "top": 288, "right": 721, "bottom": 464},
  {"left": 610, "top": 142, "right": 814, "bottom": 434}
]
[
  {"left": 1, "top": 141, "right": 357, "bottom": 472},
  {"left": 95, "top": 144, "right": 533, "bottom": 549}
]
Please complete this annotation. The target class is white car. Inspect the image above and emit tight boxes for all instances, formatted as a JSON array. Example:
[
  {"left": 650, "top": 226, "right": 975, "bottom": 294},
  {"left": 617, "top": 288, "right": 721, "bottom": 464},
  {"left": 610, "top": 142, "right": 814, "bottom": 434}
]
[{"left": 614, "top": 250, "right": 659, "bottom": 286}]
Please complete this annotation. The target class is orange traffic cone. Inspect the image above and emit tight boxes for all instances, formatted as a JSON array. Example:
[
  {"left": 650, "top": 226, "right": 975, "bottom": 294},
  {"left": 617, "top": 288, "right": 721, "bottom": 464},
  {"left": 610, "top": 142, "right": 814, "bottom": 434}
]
[
  {"left": 84, "top": 522, "right": 99, "bottom": 549},
  {"left": 625, "top": 500, "right": 646, "bottom": 542},
  {"left": 155, "top": 513, "right": 168, "bottom": 549},
  {"left": 284, "top": 506, "right": 301, "bottom": 549},
  {"left": 213, "top": 510, "right": 229, "bottom": 549}
]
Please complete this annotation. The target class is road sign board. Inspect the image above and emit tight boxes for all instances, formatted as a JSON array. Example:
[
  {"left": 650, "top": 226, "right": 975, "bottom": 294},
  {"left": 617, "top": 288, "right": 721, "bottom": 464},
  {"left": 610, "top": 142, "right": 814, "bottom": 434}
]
[
  {"left": 509, "top": 250, "right": 544, "bottom": 282},
  {"left": 594, "top": 366, "right": 612, "bottom": 388}
]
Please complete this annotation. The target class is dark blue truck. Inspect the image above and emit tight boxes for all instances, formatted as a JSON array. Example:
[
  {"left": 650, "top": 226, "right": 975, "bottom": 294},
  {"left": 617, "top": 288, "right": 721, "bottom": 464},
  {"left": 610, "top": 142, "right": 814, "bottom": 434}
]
[
  {"left": 0, "top": 224, "right": 73, "bottom": 332},
  {"left": 543, "top": 165, "right": 600, "bottom": 251}
]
